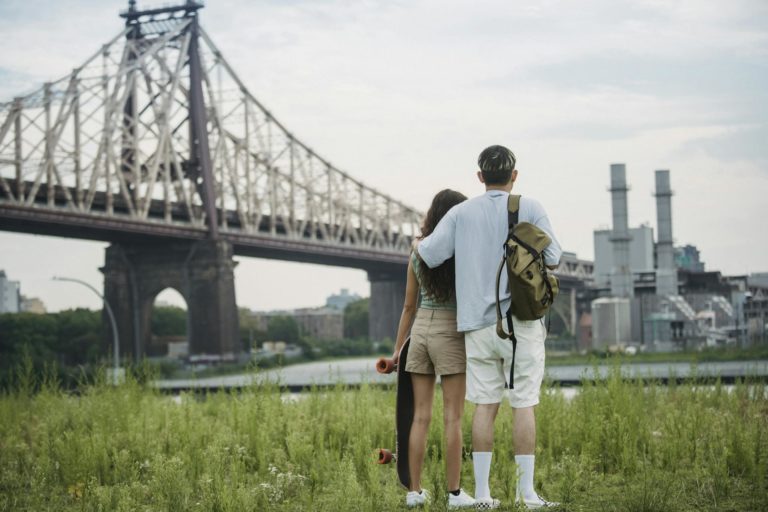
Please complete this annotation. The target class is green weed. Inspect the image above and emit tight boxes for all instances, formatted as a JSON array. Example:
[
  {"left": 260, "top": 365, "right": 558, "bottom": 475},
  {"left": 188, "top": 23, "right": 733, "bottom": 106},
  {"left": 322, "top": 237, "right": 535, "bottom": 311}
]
[{"left": 0, "top": 365, "right": 766, "bottom": 511}]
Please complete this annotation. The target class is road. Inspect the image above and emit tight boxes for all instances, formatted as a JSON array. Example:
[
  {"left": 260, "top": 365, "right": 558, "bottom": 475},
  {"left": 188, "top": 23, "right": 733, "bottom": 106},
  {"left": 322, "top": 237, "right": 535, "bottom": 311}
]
[{"left": 154, "top": 358, "right": 768, "bottom": 392}]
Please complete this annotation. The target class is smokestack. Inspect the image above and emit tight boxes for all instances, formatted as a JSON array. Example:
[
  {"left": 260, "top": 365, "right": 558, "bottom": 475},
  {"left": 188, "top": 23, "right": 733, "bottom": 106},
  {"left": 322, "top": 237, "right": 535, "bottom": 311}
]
[
  {"left": 609, "top": 164, "right": 634, "bottom": 297},
  {"left": 655, "top": 170, "right": 677, "bottom": 296}
]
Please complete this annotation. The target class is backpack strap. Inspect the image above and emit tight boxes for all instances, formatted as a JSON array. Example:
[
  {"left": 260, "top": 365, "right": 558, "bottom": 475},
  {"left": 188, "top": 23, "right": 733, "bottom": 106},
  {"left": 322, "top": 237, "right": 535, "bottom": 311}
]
[
  {"left": 495, "top": 194, "right": 521, "bottom": 339},
  {"left": 508, "top": 194, "right": 520, "bottom": 233},
  {"left": 495, "top": 256, "right": 509, "bottom": 339},
  {"left": 495, "top": 194, "right": 521, "bottom": 389}
]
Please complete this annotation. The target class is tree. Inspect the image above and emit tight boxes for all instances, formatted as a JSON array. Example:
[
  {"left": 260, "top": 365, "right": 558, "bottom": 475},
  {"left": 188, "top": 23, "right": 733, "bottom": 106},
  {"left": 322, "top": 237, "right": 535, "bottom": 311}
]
[
  {"left": 267, "top": 316, "right": 300, "bottom": 345},
  {"left": 238, "top": 308, "right": 266, "bottom": 351},
  {"left": 0, "top": 312, "right": 58, "bottom": 370},
  {"left": 344, "top": 298, "right": 369, "bottom": 339},
  {"left": 150, "top": 306, "right": 187, "bottom": 337},
  {"left": 0, "top": 309, "right": 102, "bottom": 389},
  {"left": 56, "top": 308, "right": 101, "bottom": 366}
]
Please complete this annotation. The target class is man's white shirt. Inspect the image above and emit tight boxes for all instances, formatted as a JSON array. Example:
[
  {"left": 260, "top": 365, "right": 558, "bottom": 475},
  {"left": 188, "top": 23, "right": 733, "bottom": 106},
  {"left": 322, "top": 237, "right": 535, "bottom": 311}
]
[{"left": 417, "top": 190, "right": 562, "bottom": 332}]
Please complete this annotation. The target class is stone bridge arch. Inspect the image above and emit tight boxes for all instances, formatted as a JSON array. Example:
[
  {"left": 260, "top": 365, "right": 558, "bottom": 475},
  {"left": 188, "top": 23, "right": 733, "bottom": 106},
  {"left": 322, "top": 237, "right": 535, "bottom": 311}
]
[
  {"left": 145, "top": 288, "right": 188, "bottom": 357},
  {"left": 101, "top": 240, "right": 240, "bottom": 360}
]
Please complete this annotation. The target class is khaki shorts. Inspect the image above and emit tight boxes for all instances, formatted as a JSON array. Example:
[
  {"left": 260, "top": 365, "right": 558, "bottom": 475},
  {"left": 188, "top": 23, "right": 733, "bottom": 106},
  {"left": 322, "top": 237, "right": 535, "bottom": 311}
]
[
  {"left": 465, "top": 318, "right": 546, "bottom": 408},
  {"left": 405, "top": 308, "right": 466, "bottom": 376}
]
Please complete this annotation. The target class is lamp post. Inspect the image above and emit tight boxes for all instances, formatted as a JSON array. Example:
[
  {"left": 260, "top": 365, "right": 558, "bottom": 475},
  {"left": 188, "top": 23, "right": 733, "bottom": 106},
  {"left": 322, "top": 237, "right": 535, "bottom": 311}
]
[{"left": 52, "top": 276, "right": 122, "bottom": 384}]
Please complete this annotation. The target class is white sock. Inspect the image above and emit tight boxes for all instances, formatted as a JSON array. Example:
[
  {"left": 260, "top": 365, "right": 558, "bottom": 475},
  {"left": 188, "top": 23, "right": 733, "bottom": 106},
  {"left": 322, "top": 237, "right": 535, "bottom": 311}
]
[
  {"left": 515, "top": 455, "right": 536, "bottom": 501},
  {"left": 472, "top": 452, "right": 492, "bottom": 499}
]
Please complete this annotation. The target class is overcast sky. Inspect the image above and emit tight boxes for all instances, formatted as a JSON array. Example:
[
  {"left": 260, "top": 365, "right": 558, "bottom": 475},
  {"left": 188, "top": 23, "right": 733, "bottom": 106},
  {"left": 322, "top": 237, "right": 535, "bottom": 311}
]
[{"left": 1, "top": 0, "right": 766, "bottom": 312}]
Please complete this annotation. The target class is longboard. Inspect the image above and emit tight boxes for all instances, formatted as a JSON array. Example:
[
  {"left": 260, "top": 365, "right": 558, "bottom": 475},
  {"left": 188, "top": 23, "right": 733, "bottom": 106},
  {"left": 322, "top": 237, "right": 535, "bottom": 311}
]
[{"left": 375, "top": 338, "right": 413, "bottom": 489}]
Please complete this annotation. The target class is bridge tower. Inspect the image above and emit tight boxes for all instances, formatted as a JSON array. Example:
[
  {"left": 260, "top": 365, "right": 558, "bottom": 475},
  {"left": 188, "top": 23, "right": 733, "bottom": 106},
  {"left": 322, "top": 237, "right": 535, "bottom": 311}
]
[
  {"left": 103, "top": 240, "right": 239, "bottom": 359},
  {"left": 102, "top": 0, "right": 238, "bottom": 359}
]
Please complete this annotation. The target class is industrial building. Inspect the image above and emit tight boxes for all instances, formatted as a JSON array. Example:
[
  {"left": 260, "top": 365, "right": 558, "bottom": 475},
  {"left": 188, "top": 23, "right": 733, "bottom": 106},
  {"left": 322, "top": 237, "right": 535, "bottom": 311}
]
[
  {"left": 588, "top": 165, "right": 761, "bottom": 352},
  {"left": 593, "top": 225, "right": 654, "bottom": 287}
]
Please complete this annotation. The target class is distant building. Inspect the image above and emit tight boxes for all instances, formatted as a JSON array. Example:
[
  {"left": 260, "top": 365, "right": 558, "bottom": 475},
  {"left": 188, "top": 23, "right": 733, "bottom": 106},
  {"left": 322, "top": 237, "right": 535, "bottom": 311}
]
[
  {"left": 593, "top": 225, "right": 655, "bottom": 287},
  {"left": 675, "top": 245, "right": 705, "bottom": 272},
  {"left": 559, "top": 251, "right": 595, "bottom": 281},
  {"left": 249, "top": 306, "right": 344, "bottom": 341},
  {"left": 0, "top": 270, "right": 20, "bottom": 313},
  {"left": 20, "top": 296, "right": 46, "bottom": 314},
  {"left": 248, "top": 310, "right": 292, "bottom": 332},
  {"left": 294, "top": 307, "right": 344, "bottom": 340},
  {"left": 167, "top": 340, "right": 189, "bottom": 359},
  {"left": 591, "top": 297, "right": 632, "bottom": 349},
  {"left": 749, "top": 273, "right": 768, "bottom": 289},
  {"left": 678, "top": 271, "right": 736, "bottom": 297},
  {"left": 326, "top": 288, "right": 362, "bottom": 311},
  {"left": 745, "top": 274, "right": 768, "bottom": 345},
  {"left": 578, "top": 313, "right": 592, "bottom": 351}
]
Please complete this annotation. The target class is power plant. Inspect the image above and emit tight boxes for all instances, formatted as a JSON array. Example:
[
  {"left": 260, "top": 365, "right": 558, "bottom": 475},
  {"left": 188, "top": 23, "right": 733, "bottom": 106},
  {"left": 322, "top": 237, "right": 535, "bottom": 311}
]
[{"left": 584, "top": 164, "right": 761, "bottom": 352}]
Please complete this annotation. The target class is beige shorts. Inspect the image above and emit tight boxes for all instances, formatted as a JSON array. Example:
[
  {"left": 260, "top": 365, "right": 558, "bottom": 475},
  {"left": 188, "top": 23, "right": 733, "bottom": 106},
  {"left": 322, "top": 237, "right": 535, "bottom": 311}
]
[
  {"left": 464, "top": 318, "right": 546, "bottom": 408},
  {"left": 406, "top": 308, "right": 466, "bottom": 376}
]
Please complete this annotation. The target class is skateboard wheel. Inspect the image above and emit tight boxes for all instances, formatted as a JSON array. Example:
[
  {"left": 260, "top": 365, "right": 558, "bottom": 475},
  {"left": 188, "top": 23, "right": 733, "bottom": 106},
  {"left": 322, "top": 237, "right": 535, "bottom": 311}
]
[
  {"left": 377, "top": 448, "right": 393, "bottom": 464},
  {"left": 376, "top": 357, "right": 396, "bottom": 374}
]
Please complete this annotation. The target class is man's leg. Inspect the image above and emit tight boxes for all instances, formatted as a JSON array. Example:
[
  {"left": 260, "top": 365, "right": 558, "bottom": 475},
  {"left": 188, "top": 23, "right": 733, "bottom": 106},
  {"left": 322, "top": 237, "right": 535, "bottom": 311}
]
[
  {"left": 512, "top": 406, "right": 535, "bottom": 455},
  {"left": 505, "top": 319, "right": 554, "bottom": 507},
  {"left": 472, "top": 402, "right": 500, "bottom": 451},
  {"left": 513, "top": 406, "right": 540, "bottom": 503},
  {"left": 472, "top": 402, "right": 499, "bottom": 499},
  {"left": 465, "top": 325, "right": 505, "bottom": 503}
]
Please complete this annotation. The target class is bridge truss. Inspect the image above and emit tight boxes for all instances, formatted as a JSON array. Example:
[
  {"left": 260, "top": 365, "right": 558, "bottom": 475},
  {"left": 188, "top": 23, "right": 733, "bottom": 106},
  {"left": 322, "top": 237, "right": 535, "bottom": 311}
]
[
  {"left": 0, "top": 0, "right": 593, "bottom": 282},
  {"left": 0, "top": 1, "right": 421, "bottom": 262}
]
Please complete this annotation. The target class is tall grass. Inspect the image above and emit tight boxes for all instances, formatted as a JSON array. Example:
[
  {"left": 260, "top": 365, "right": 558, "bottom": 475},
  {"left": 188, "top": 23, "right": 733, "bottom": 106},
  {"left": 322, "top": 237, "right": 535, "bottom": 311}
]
[{"left": 0, "top": 363, "right": 766, "bottom": 511}]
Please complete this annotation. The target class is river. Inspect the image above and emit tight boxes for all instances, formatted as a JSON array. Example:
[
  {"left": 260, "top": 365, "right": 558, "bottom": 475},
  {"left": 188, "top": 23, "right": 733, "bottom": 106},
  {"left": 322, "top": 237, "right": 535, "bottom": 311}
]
[{"left": 154, "top": 358, "right": 768, "bottom": 392}]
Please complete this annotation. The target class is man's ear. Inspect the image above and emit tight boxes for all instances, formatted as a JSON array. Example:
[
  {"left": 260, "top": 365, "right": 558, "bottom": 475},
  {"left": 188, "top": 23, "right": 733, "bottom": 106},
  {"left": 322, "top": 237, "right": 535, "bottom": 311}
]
[
  {"left": 511, "top": 169, "right": 518, "bottom": 183},
  {"left": 477, "top": 171, "right": 485, "bottom": 184}
]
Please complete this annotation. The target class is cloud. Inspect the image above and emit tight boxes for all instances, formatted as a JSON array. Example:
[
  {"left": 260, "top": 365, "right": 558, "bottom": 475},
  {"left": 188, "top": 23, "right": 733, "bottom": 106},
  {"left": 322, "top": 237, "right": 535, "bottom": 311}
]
[
  {"left": 677, "top": 123, "right": 768, "bottom": 166},
  {"left": 0, "top": 0, "right": 766, "bottom": 313}
]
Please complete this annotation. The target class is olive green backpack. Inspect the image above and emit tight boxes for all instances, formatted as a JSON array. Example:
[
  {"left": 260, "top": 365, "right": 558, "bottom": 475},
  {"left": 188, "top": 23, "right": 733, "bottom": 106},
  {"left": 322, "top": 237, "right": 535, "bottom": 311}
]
[{"left": 495, "top": 194, "right": 559, "bottom": 387}]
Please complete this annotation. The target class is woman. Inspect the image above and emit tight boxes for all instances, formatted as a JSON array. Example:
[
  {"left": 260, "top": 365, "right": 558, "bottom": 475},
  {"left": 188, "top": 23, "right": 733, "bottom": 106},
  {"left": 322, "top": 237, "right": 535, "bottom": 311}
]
[{"left": 392, "top": 189, "right": 475, "bottom": 509}]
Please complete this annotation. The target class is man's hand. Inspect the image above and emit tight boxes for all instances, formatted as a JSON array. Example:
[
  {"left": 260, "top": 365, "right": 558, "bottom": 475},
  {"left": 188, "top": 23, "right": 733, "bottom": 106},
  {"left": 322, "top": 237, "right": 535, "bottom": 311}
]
[{"left": 392, "top": 347, "right": 400, "bottom": 366}]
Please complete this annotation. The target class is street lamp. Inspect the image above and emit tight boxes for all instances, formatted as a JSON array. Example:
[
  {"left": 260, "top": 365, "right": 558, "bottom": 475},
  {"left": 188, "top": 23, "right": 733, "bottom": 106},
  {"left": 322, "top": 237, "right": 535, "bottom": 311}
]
[{"left": 52, "top": 276, "right": 122, "bottom": 384}]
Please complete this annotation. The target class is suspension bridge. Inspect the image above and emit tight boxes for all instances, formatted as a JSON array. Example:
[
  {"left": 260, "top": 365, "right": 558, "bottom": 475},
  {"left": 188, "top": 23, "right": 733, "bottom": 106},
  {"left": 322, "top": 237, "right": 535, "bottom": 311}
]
[{"left": 0, "top": 1, "right": 592, "bottom": 359}]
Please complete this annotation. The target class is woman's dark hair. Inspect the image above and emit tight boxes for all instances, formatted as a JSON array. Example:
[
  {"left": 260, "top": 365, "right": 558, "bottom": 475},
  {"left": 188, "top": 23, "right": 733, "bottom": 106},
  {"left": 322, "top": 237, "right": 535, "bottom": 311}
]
[{"left": 416, "top": 189, "right": 468, "bottom": 303}]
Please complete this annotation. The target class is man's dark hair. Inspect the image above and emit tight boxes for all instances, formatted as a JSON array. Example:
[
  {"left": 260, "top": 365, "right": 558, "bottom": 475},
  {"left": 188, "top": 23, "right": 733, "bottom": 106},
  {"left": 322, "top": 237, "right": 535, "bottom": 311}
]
[{"left": 478, "top": 145, "right": 516, "bottom": 185}]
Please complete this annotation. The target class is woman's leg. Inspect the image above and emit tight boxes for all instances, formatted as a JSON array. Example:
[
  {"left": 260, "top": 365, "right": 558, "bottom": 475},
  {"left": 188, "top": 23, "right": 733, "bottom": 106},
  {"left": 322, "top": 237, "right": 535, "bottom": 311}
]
[
  {"left": 441, "top": 372, "right": 466, "bottom": 492},
  {"left": 408, "top": 372, "right": 436, "bottom": 491}
]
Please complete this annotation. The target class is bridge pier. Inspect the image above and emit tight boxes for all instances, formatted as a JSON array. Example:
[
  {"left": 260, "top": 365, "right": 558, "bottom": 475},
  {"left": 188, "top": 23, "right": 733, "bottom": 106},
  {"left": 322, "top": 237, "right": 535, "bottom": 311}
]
[
  {"left": 101, "top": 240, "right": 240, "bottom": 360},
  {"left": 368, "top": 268, "right": 407, "bottom": 342}
]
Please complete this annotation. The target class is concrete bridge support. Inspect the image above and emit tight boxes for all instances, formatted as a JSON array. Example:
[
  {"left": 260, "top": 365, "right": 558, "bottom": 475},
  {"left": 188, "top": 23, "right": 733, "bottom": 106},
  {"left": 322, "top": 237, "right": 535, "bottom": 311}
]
[
  {"left": 368, "top": 268, "right": 407, "bottom": 342},
  {"left": 101, "top": 240, "right": 240, "bottom": 360}
]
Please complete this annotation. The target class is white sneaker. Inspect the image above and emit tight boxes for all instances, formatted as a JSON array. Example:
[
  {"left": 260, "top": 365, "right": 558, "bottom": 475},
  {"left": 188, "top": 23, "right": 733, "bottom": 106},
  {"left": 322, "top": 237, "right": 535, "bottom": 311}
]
[
  {"left": 447, "top": 489, "right": 476, "bottom": 509},
  {"left": 474, "top": 497, "right": 501, "bottom": 509},
  {"left": 518, "top": 493, "right": 559, "bottom": 509},
  {"left": 406, "top": 489, "right": 430, "bottom": 507}
]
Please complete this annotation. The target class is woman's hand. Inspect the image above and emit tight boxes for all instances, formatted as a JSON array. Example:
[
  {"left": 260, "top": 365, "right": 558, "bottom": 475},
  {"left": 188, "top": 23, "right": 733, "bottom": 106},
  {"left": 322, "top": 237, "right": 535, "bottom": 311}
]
[{"left": 392, "top": 347, "right": 400, "bottom": 366}]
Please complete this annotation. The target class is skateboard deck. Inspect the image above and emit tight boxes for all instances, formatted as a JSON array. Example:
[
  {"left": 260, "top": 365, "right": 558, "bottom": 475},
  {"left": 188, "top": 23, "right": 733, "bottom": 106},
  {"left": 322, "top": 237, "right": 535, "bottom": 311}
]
[{"left": 375, "top": 338, "right": 413, "bottom": 489}]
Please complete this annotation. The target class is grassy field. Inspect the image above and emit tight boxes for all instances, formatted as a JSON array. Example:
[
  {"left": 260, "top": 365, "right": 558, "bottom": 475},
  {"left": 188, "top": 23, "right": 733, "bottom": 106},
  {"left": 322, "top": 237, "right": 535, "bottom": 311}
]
[
  {"left": 545, "top": 345, "right": 768, "bottom": 367},
  {"left": 1, "top": 362, "right": 766, "bottom": 511}
]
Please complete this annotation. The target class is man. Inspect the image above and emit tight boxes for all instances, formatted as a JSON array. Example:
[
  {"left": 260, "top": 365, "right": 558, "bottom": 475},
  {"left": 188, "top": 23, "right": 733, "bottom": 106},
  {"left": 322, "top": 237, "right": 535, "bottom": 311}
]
[{"left": 416, "top": 145, "right": 562, "bottom": 509}]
